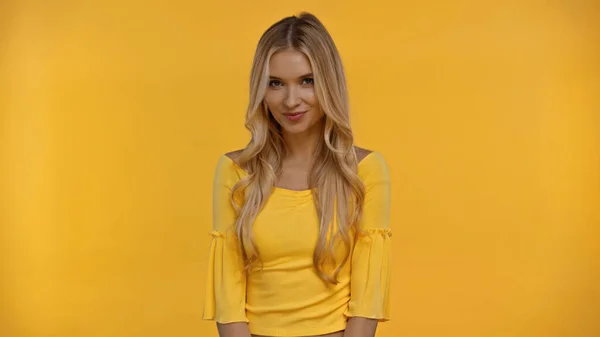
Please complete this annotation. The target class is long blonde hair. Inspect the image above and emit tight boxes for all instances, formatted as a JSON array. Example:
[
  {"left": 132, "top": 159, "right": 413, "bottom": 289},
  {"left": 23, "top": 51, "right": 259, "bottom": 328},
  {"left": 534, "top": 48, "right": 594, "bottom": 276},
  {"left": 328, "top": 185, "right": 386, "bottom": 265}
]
[{"left": 231, "top": 12, "right": 365, "bottom": 284}]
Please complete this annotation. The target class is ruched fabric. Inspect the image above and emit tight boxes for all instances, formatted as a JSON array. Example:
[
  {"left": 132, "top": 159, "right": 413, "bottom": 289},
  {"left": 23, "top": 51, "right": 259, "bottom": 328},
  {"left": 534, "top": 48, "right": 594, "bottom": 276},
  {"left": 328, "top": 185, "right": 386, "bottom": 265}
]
[
  {"left": 202, "top": 230, "right": 248, "bottom": 323},
  {"left": 345, "top": 228, "right": 392, "bottom": 321}
]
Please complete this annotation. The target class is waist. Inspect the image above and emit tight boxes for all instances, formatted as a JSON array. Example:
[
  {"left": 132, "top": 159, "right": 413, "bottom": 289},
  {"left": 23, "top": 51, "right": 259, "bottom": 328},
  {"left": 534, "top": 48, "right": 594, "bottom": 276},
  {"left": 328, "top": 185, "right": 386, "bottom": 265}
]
[
  {"left": 245, "top": 267, "right": 351, "bottom": 336},
  {"left": 246, "top": 267, "right": 351, "bottom": 314}
]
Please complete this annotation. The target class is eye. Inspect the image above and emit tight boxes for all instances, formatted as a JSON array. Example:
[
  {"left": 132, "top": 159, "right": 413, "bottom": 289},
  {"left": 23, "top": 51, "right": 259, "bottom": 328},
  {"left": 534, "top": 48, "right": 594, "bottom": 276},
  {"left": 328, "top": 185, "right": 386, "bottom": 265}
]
[
  {"left": 269, "top": 80, "right": 282, "bottom": 87},
  {"left": 302, "top": 78, "right": 314, "bottom": 85}
]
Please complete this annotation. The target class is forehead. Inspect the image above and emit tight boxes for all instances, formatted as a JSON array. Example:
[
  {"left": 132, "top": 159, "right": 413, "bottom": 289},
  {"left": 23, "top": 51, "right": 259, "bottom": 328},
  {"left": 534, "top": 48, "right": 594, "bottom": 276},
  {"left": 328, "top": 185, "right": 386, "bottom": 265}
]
[{"left": 268, "top": 49, "right": 313, "bottom": 79}]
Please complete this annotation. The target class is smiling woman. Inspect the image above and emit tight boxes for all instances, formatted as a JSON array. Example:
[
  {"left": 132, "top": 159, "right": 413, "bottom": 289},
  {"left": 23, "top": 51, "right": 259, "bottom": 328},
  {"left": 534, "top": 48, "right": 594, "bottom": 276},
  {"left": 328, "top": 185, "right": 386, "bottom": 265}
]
[{"left": 202, "top": 12, "right": 391, "bottom": 337}]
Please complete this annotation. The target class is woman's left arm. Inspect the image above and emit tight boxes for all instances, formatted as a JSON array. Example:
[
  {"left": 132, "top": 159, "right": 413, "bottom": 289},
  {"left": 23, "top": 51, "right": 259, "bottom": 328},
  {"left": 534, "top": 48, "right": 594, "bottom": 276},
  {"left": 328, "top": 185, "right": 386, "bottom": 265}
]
[
  {"left": 344, "top": 152, "right": 393, "bottom": 337},
  {"left": 344, "top": 317, "right": 378, "bottom": 337}
]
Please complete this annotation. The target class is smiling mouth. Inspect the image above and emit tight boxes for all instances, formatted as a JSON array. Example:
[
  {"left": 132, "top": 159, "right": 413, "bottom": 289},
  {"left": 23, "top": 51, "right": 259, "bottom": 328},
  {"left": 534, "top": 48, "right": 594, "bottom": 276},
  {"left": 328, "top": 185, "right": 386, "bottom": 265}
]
[
  {"left": 283, "top": 110, "right": 307, "bottom": 121},
  {"left": 283, "top": 110, "right": 307, "bottom": 116}
]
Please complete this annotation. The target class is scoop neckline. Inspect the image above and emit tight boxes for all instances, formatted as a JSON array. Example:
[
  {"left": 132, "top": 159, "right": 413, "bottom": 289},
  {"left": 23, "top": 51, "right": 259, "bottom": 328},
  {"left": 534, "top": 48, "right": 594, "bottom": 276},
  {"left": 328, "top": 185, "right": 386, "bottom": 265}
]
[{"left": 222, "top": 151, "right": 376, "bottom": 195}]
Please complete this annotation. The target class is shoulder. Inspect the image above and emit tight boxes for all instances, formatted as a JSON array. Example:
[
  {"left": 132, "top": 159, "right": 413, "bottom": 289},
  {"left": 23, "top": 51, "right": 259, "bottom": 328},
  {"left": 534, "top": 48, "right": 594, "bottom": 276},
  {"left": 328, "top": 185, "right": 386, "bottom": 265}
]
[
  {"left": 355, "top": 146, "right": 372, "bottom": 164},
  {"left": 225, "top": 149, "right": 243, "bottom": 163},
  {"left": 355, "top": 146, "right": 390, "bottom": 184},
  {"left": 214, "top": 149, "right": 246, "bottom": 183}
]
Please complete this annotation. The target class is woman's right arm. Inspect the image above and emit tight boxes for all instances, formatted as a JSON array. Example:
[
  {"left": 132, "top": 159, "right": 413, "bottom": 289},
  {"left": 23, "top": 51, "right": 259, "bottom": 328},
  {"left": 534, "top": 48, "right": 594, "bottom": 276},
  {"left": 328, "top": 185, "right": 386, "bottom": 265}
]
[
  {"left": 217, "top": 323, "right": 251, "bottom": 337},
  {"left": 203, "top": 155, "right": 251, "bottom": 337}
]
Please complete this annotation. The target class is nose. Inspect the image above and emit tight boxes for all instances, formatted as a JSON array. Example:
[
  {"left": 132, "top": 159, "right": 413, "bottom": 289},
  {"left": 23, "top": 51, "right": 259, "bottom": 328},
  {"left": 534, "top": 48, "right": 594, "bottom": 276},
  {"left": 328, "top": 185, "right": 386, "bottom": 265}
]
[{"left": 283, "top": 86, "right": 301, "bottom": 109}]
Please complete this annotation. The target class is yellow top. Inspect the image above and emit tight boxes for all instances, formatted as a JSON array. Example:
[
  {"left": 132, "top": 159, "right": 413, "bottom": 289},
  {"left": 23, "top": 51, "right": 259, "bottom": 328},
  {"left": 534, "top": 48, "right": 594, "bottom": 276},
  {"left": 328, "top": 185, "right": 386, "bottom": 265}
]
[{"left": 202, "top": 151, "right": 392, "bottom": 336}]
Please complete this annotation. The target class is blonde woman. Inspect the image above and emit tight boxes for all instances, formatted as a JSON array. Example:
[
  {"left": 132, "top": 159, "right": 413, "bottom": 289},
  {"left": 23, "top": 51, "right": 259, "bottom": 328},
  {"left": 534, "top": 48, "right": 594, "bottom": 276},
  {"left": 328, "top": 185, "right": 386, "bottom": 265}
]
[{"left": 203, "top": 12, "right": 392, "bottom": 337}]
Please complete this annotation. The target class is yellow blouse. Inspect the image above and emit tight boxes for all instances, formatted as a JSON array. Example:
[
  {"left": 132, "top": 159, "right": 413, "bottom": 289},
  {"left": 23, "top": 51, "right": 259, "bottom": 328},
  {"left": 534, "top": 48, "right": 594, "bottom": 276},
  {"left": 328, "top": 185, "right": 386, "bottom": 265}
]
[{"left": 203, "top": 151, "right": 392, "bottom": 336}]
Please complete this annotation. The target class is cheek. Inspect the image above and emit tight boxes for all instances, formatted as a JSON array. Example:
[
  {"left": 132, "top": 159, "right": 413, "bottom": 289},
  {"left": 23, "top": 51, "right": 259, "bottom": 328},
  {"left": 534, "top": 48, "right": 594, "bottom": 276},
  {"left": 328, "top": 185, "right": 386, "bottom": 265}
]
[
  {"left": 264, "top": 91, "right": 282, "bottom": 112},
  {"left": 304, "top": 89, "right": 321, "bottom": 113},
  {"left": 303, "top": 88, "right": 319, "bottom": 107}
]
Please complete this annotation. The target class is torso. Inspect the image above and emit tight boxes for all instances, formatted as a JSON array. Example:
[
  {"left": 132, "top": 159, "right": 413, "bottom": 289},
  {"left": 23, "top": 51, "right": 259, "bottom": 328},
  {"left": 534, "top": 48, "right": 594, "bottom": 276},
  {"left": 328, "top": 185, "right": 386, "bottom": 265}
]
[{"left": 224, "top": 146, "right": 372, "bottom": 337}]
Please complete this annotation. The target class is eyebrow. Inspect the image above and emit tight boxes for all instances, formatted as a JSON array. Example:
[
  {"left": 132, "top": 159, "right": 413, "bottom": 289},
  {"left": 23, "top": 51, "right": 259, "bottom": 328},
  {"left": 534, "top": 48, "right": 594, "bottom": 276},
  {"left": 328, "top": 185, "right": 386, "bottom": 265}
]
[{"left": 269, "top": 73, "right": 313, "bottom": 80}]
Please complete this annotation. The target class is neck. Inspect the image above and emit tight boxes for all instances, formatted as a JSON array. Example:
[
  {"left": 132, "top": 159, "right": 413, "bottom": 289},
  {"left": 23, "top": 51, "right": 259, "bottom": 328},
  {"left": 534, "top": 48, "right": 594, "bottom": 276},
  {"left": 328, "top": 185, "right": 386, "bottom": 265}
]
[{"left": 282, "top": 124, "right": 323, "bottom": 165}]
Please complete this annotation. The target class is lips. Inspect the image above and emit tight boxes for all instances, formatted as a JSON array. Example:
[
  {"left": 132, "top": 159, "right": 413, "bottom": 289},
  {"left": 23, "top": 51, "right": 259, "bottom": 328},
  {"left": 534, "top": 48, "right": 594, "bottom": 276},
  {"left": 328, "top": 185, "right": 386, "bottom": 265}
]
[
  {"left": 283, "top": 110, "right": 306, "bottom": 116},
  {"left": 283, "top": 110, "right": 307, "bottom": 121}
]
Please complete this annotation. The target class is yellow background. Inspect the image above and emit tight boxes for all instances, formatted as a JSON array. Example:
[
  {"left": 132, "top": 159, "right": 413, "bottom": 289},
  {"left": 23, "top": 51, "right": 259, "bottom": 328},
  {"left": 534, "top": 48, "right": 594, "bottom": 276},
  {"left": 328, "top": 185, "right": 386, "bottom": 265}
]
[{"left": 1, "top": 0, "right": 599, "bottom": 336}]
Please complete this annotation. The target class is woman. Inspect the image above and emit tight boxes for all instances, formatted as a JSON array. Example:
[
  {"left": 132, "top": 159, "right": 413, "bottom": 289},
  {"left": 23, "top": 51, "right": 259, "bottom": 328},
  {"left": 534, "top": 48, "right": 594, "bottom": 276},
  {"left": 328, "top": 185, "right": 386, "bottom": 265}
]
[{"left": 203, "top": 12, "right": 392, "bottom": 337}]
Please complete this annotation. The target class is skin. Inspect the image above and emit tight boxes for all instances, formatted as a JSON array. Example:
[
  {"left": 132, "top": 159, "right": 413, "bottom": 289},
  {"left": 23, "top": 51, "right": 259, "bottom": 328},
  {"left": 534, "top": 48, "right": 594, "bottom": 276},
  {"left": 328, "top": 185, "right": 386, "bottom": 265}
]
[
  {"left": 265, "top": 48, "right": 325, "bottom": 190},
  {"left": 217, "top": 49, "right": 378, "bottom": 337}
]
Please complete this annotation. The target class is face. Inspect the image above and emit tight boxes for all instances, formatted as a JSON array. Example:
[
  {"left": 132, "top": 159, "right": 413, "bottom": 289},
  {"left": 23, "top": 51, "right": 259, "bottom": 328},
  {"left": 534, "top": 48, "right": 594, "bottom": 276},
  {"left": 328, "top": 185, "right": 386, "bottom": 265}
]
[{"left": 264, "top": 49, "right": 324, "bottom": 136}]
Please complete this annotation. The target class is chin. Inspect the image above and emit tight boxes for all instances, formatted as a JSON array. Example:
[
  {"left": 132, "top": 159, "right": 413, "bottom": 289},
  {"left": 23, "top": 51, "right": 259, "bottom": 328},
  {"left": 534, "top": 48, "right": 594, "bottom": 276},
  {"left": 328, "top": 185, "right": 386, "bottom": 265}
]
[{"left": 281, "top": 124, "right": 310, "bottom": 134}]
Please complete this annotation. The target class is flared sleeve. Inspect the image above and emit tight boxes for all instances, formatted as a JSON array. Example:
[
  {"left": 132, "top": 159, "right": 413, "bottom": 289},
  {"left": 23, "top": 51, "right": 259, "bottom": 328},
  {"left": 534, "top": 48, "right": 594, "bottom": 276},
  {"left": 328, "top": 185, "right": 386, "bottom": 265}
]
[
  {"left": 346, "top": 152, "right": 392, "bottom": 321},
  {"left": 202, "top": 155, "right": 248, "bottom": 323}
]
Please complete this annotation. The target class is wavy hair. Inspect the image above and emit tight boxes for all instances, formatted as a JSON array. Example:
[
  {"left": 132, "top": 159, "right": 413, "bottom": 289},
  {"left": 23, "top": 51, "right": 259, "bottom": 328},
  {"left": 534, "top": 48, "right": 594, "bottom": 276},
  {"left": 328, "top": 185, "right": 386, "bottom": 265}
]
[{"left": 230, "top": 12, "right": 365, "bottom": 284}]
